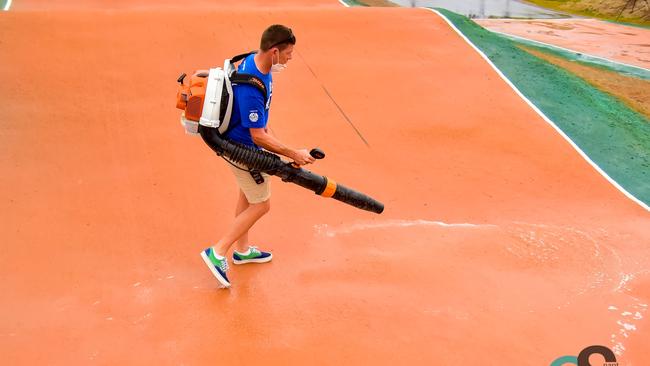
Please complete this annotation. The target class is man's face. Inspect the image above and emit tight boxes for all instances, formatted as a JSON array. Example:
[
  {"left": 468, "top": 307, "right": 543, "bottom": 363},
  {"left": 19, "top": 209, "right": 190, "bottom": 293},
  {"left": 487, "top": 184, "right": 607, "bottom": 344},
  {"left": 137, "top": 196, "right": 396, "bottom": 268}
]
[{"left": 276, "top": 44, "right": 294, "bottom": 64}]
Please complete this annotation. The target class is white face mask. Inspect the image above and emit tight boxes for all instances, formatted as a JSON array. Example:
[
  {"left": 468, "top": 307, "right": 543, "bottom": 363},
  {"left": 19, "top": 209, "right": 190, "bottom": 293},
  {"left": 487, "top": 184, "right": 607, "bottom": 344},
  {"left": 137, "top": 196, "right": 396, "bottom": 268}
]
[{"left": 271, "top": 51, "right": 287, "bottom": 73}]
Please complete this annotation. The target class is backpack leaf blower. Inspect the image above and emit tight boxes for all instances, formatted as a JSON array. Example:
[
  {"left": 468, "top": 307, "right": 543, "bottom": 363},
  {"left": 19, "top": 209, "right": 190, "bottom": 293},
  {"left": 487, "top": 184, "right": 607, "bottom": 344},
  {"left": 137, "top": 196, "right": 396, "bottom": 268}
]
[{"left": 176, "top": 53, "right": 384, "bottom": 214}]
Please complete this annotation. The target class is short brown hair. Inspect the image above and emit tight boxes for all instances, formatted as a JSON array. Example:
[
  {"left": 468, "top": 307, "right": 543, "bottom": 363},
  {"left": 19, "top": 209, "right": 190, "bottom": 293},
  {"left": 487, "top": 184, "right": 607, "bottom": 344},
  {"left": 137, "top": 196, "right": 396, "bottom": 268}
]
[{"left": 260, "top": 24, "right": 296, "bottom": 52}]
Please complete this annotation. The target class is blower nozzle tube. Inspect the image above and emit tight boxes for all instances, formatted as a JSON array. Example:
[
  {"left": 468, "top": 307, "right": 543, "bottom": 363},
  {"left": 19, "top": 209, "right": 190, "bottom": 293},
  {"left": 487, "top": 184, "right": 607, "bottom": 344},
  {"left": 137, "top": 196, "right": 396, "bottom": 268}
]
[{"left": 199, "top": 125, "right": 384, "bottom": 214}]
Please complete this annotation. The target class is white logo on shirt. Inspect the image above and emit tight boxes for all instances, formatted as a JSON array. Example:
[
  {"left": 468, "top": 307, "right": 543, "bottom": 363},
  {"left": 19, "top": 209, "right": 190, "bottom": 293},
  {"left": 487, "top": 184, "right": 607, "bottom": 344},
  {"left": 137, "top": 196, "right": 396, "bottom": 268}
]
[{"left": 249, "top": 112, "right": 259, "bottom": 122}]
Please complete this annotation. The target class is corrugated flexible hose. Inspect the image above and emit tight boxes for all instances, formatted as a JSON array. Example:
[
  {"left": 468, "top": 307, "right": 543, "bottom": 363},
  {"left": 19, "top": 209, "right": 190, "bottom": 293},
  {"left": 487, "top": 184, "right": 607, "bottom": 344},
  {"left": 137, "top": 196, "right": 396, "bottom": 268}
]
[{"left": 199, "top": 125, "right": 384, "bottom": 214}]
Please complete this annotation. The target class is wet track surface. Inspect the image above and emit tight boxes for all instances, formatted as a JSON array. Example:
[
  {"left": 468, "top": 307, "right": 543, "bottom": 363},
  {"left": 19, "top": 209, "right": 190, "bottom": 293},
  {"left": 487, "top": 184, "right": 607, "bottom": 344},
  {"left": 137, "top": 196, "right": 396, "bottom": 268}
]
[
  {"left": 1, "top": 1, "right": 649, "bottom": 365},
  {"left": 477, "top": 18, "right": 650, "bottom": 69}
]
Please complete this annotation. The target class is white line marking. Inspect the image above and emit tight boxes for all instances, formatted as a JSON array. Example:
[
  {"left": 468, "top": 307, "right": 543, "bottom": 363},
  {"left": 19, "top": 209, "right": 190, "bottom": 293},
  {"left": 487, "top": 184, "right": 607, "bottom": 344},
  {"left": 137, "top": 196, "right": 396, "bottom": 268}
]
[
  {"left": 3, "top": 0, "right": 12, "bottom": 11},
  {"left": 485, "top": 28, "right": 650, "bottom": 72},
  {"left": 427, "top": 8, "right": 649, "bottom": 212},
  {"left": 337, "top": 0, "right": 351, "bottom": 7}
]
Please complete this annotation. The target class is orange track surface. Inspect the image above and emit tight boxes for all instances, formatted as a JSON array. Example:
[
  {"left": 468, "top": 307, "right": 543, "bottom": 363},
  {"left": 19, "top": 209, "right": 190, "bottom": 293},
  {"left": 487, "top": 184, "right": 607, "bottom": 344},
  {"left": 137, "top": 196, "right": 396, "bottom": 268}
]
[
  {"left": 9, "top": 0, "right": 340, "bottom": 10},
  {"left": 476, "top": 18, "right": 650, "bottom": 70},
  {"left": 1, "top": 3, "right": 649, "bottom": 365}
]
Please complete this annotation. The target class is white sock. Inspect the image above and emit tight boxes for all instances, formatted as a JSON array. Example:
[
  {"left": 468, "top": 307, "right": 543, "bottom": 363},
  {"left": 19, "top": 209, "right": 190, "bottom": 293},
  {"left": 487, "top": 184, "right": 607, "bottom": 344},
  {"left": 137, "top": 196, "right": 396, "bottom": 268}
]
[
  {"left": 211, "top": 247, "right": 225, "bottom": 260},
  {"left": 237, "top": 247, "right": 251, "bottom": 255}
]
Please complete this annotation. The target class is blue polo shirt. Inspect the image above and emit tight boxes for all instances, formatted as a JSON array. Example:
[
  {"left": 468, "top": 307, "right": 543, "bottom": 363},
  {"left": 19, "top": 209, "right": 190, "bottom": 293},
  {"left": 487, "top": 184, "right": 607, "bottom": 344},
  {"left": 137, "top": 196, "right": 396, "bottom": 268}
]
[{"left": 224, "top": 53, "right": 273, "bottom": 148}]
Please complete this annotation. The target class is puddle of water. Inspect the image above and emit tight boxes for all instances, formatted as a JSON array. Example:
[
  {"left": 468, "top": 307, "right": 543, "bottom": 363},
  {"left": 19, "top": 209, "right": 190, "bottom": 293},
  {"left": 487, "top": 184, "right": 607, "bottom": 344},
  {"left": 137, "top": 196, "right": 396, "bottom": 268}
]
[{"left": 391, "top": 0, "right": 571, "bottom": 19}]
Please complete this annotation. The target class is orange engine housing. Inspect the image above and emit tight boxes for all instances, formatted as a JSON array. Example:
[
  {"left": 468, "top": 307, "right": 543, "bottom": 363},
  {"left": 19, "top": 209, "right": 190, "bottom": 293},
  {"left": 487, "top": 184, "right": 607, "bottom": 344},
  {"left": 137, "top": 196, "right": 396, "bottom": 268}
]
[{"left": 176, "top": 70, "right": 209, "bottom": 122}]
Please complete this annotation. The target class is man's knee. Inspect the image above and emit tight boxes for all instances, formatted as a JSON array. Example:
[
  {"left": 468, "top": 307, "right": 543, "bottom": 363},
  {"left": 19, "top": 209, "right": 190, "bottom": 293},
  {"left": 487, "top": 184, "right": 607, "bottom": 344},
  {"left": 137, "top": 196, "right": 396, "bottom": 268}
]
[
  {"left": 251, "top": 198, "right": 271, "bottom": 214},
  {"left": 261, "top": 199, "right": 271, "bottom": 213}
]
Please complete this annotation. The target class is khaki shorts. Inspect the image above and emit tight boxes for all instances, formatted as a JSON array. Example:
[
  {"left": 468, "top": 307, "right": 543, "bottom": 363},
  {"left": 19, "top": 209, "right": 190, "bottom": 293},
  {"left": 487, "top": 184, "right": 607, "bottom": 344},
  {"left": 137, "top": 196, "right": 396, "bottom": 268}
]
[{"left": 226, "top": 159, "right": 271, "bottom": 204}]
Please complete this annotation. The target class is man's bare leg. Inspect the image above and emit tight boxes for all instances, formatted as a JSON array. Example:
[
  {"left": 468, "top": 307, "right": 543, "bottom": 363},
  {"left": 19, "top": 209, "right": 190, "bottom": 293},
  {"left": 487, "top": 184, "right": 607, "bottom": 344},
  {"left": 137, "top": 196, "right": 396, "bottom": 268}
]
[
  {"left": 234, "top": 190, "right": 250, "bottom": 252},
  {"left": 213, "top": 197, "right": 270, "bottom": 257}
]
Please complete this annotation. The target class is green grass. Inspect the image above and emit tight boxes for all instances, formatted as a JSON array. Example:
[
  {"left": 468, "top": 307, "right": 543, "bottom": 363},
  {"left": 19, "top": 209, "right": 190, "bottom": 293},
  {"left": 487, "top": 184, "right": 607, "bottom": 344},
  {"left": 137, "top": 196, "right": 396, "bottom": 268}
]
[
  {"left": 604, "top": 18, "right": 650, "bottom": 29},
  {"left": 526, "top": 0, "right": 650, "bottom": 28}
]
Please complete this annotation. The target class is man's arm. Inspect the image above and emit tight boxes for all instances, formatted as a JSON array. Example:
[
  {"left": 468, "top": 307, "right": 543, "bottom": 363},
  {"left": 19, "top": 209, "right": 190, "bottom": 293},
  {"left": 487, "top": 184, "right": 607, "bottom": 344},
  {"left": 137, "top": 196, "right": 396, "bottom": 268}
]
[{"left": 250, "top": 128, "right": 315, "bottom": 166}]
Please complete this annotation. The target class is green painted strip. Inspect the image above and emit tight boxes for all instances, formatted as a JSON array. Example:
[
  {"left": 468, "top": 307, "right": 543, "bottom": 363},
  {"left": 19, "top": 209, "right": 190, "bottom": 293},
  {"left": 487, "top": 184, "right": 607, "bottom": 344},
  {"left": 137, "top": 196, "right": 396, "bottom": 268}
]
[
  {"left": 340, "top": 0, "right": 368, "bottom": 6},
  {"left": 488, "top": 31, "right": 650, "bottom": 80},
  {"left": 434, "top": 8, "right": 650, "bottom": 206}
]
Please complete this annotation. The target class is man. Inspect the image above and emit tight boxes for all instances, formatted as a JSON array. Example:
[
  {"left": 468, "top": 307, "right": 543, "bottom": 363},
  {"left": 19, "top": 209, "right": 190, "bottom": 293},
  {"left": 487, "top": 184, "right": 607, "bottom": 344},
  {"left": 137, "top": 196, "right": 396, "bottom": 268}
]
[{"left": 200, "top": 24, "right": 315, "bottom": 288}]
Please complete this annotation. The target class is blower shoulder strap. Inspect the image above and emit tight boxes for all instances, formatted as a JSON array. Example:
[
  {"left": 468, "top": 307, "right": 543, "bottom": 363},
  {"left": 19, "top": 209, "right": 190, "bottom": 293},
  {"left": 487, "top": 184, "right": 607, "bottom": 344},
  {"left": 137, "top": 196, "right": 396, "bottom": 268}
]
[
  {"left": 230, "top": 51, "right": 255, "bottom": 64},
  {"left": 229, "top": 73, "right": 268, "bottom": 104},
  {"left": 228, "top": 51, "right": 268, "bottom": 104}
]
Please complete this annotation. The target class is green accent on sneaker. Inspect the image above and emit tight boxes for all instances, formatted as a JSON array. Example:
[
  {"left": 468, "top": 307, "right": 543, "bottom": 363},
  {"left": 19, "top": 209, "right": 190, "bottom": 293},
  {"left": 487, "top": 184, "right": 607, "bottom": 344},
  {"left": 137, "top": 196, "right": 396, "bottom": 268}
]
[
  {"left": 235, "top": 247, "right": 262, "bottom": 260},
  {"left": 207, "top": 248, "right": 224, "bottom": 266}
]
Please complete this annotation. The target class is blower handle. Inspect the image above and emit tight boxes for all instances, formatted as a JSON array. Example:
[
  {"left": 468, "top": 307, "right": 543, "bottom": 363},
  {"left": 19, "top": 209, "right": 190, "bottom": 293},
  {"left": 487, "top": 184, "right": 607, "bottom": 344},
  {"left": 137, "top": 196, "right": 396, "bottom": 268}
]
[
  {"left": 309, "top": 148, "right": 325, "bottom": 160},
  {"left": 290, "top": 148, "right": 325, "bottom": 168},
  {"left": 177, "top": 73, "right": 186, "bottom": 85}
]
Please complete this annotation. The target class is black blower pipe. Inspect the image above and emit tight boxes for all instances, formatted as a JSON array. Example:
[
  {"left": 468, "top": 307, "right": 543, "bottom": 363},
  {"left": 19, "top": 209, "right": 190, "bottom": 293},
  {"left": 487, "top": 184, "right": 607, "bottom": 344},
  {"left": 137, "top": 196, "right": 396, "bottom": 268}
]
[{"left": 199, "top": 125, "right": 384, "bottom": 214}]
